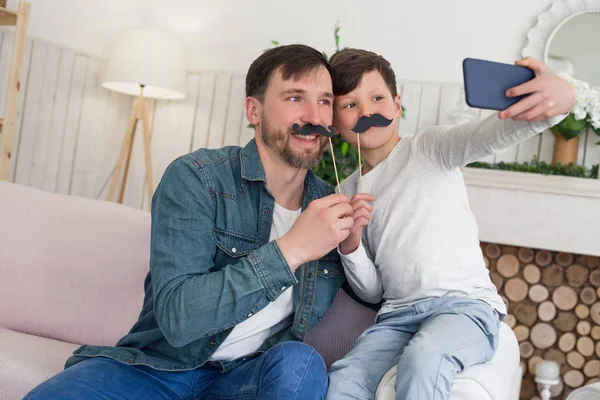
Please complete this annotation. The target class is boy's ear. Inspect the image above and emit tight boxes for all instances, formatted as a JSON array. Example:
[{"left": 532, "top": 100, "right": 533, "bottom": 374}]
[
  {"left": 394, "top": 94, "right": 402, "bottom": 119},
  {"left": 245, "top": 97, "right": 261, "bottom": 126}
]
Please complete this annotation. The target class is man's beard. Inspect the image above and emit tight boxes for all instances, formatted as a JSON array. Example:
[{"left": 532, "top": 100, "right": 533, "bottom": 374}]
[{"left": 260, "top": 114, "right": 327, "bottom": 170}]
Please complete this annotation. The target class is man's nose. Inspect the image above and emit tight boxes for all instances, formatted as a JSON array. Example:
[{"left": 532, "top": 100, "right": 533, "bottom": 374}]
[{"left": 302, "top": 102, "right": 322, "bottom": 126}]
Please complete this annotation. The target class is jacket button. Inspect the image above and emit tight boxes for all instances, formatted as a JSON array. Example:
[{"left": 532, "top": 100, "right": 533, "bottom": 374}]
[
  {"left": 247, "top": 312, "right": 253, "bottom": 317},
  {"left": 307, "top": 272, "right": 313, "bottom": 279},
  {"left": 232, "top": 247, "right": 237, "bottom": 254},
  {"left": 263, "top": 209, "right": 270, "bottom": 214},
  {"left": 323, "top": 269, "right": 329, "bottom": 275},
  {"left": 210, "top": 340, "right": 216, "bottom": 346},
  {"left": 280, "top": 286, "right": 286, "bottom": 292}
]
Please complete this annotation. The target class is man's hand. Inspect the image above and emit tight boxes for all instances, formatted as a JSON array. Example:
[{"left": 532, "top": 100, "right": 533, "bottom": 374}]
[
  {"left": 499, "top": 57, "right": 575, "bottom": 122},
  {"left": 339, "top": 193, "right": 375, "bottom": 255},
  {"left": 277, "top": 193, "right": 353, "bottom": 270}
]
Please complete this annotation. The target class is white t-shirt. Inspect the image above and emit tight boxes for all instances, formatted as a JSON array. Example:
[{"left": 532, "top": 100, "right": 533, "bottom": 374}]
[{"left": 209, "top": 202, "right": 301, "bottom": 361}]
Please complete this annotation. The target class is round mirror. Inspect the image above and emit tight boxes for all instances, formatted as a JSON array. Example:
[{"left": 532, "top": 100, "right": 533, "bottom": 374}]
[{"left": 544, "top": 11, "right": 600, "bottom": 87}]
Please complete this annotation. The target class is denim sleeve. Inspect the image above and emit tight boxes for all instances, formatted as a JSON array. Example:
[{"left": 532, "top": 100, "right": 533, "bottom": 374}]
[{"left": 150, "top": 157, "right": 297, "bottom": 348}]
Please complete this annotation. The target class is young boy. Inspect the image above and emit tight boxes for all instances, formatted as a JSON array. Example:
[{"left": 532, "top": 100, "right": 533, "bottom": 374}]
[{"left": 325, "top": 48, "right": 574, "bottom": 400}]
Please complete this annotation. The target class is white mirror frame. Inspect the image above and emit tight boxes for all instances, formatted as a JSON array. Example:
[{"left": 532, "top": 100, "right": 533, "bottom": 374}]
[{"left": 522, "top": 0, "right": 600, "bottom": 63}]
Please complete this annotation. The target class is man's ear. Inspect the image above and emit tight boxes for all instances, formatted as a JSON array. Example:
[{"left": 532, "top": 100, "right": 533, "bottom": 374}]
[
  {"left": 245, "top": 97, "right": 261, "bottom": 126},
  {"left": 394, "top": 94, "right": 402, "bottom": 119}
]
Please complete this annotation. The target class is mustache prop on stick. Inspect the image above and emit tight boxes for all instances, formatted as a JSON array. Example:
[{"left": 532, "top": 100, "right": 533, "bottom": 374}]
[
  {"left": 351, "top": 114, "right": 394, "bottom": 192},
  {"left": 292, "top": 123, "right": 341, "bottom": 193}
]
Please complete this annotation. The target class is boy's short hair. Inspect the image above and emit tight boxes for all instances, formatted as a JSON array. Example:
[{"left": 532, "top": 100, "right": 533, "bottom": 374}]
[
  {"left": 329, "top": 48, "right": 397, "bottom": 98},
  {"left": 246, "top": 44, "right": 331, "bottom": 102}
]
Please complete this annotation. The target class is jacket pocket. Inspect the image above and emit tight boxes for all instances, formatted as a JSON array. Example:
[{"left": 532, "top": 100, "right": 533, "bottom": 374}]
[
  {"left": 214, "top": 229, "right": 259, "bottom": 258},
  {"left": 317, "top": 252, "right": 342, "bottom": 279}
]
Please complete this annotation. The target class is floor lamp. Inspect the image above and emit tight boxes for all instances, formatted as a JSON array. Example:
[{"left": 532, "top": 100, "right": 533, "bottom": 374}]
[{"left": 102, "top": 27, "right": 186, "bottom": 205}]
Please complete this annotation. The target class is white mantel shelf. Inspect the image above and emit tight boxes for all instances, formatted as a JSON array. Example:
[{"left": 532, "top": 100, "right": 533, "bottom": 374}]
[{"left": 463, "top": 167, "right": 600, "bottom": 257}]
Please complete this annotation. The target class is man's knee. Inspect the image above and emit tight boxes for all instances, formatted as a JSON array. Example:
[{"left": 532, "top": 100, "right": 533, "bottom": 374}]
[
  {"left": 268, "top": 342, "right": 326, "bottom": 381},
  {"left": 266, "top": 341, "right": 326, "bottom": 374},
  {"left": 260, "top": 342, "right": 327, "bottom": 398}
]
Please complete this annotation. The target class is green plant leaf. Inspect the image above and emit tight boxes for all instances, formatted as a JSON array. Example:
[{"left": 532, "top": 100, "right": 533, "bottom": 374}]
[
  {"left": 341, "top": 142, "right": 350, "bottom": 156},
  {"left": 551, "top": 114, "right": 587, "bottom": 140},
  {"left": 466, "top": 156, "right": 598, "bottom": 179},
  {"left": 271, "top": 40, "right": 279, "bottom": 46}
]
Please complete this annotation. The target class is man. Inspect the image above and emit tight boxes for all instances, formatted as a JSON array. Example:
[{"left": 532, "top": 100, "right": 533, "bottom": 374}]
[{"left": 25, "top": 44, "right": 354, "bottom": 399}]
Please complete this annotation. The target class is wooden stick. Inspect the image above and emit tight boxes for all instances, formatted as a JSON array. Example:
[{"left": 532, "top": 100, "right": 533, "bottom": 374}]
[
  {"left": 328, "top": 138, "right": 340, "bottom": 193},
  {"left": 118, "top": 105, "right": 139, "bottom": 205},
  {"left": 140, "top": 98, "right": 154, "bottom": 207},
  {"left": 108, "top": 100, "right": 138, "bottom": 202},
  {"left": 357, "top": 132, "right": 363, "bottom": 192}
]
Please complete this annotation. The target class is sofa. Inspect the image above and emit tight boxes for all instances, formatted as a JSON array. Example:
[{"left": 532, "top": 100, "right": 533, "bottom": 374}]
[{"left": 1, "top": 181, "right": 522, "bottom": 399}]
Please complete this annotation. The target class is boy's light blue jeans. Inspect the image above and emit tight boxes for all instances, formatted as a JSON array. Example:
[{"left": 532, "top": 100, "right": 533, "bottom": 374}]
[
  {"left": 24, "top": 342, "right": 327, "bottom": 400},
  {"left": 327, "top": 296, "right": 501, "bottom": 400}
]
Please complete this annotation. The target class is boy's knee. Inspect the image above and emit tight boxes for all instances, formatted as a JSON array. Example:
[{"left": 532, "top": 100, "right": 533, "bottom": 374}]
[{"left": 398, "top": 349, "right": 441, "bottom": 378}]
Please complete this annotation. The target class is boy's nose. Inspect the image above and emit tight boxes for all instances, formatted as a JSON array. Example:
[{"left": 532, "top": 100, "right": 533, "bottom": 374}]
[{"left": 359, "top": 105, "right": 373, "bottom": 118}]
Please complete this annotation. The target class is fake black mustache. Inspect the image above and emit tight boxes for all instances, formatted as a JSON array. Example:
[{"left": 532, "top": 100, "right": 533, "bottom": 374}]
[
  {"left": 292, "top": 123, "right": 336, "bottom": 138},
  {"left": 352, "top": 113, "right": 394, "bottom": 134}
]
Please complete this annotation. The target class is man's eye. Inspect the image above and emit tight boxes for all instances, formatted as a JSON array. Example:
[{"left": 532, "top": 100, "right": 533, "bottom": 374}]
[
  {"left": 320, "top": 99, "right": 332, "bottom": 106},
  {"left": 289, "top": 97, "right": 300, "bottom": 102}
]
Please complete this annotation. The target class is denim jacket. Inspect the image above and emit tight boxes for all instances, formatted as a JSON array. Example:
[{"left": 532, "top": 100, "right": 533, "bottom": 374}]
[{"left": 65, "top": 139, "right": 345, "bottom": 372}]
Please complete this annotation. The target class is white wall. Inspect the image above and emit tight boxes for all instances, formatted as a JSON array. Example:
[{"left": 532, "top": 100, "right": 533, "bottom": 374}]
[
  {"left": 9, "top": 0, "right": 556, "bottom": 83},
  {"left": 6, "top": 0, "right": 144, "bottom": 57}
]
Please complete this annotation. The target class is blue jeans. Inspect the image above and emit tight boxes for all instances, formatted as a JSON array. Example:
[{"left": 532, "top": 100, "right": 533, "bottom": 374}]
[
  {"left": 25, "top": 342, "right": 327, "bottom": 400},
  {"left": 327, "top": 297, "right": 501, "bottom": 400}
]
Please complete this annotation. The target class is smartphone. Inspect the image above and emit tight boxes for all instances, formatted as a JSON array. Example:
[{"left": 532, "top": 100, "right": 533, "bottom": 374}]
[{"left": 462, "top": 58, "right": 535, "bottom": 111}]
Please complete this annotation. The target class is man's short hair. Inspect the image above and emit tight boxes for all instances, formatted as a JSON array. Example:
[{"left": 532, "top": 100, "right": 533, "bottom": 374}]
[{"left": 246, "top": 44, "right": 332, "bottom": 102}]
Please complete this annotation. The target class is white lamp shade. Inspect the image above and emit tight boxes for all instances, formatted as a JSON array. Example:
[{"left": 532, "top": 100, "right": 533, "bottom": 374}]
[{"left": 102, "top": 28, "right": 187, "bottom": 100}]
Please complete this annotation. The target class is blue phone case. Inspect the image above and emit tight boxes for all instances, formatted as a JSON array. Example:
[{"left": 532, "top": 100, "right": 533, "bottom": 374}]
[{"left": 462, "top": 58, "right": 535, "bottom": 111}]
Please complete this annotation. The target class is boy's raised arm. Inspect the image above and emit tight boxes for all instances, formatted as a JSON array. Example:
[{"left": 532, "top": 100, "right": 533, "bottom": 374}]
[{"left": 417, "top": 58, "right": 574, "bottom": 170}]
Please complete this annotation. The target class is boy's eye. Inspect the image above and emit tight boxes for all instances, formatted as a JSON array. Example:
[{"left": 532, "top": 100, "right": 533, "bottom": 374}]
[
  {"left": 343, "top": 102, "right": 356, "bottom": 109},
  {"left": 374, "top": 96, "right": 383, "bottom": 101}
]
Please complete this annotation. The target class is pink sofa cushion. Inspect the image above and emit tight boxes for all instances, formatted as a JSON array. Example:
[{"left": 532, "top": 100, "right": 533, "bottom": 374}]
[
  {"left": 0, "top": 329, "right": 79, "bottom": 400},
  {"left": 0, "top": 182, "right": 150, "bottom": 346}
]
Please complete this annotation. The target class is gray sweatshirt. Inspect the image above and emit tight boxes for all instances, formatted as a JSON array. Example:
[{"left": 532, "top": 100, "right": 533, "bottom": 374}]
[{"left": 339, "top": 112, "right": 566, "bottom": 316}]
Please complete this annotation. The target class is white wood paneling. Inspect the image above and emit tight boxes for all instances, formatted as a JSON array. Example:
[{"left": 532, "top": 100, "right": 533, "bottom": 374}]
[
  {"left": 398, "top": 83, "right": 421, "bottom": 137},
  {"left": 55, "top": 55, "right": 88, "bottom": 195},
  {"left": 2, "top": 37, "right": 599, "bottom": 210}
]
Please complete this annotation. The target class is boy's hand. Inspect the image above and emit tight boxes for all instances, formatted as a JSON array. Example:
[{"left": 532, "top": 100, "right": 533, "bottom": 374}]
[
  {"left": 499, "top": 57, "right": 575, "bottom": 122},
  {"left": 339, "top": 193, "right": 375, "bottom": 255},
  {"left": 278, "top": 193, "right": 353, "bottom": 270}
]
